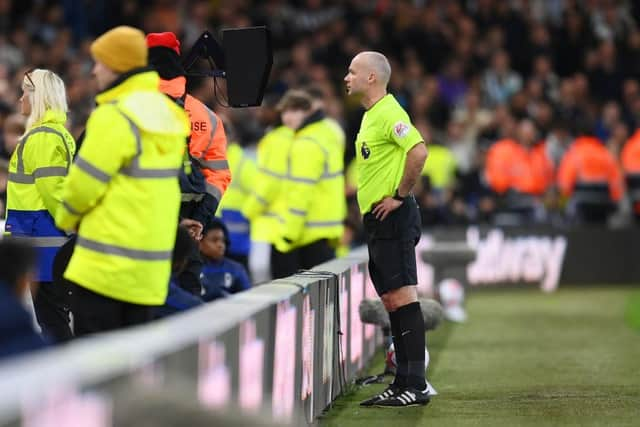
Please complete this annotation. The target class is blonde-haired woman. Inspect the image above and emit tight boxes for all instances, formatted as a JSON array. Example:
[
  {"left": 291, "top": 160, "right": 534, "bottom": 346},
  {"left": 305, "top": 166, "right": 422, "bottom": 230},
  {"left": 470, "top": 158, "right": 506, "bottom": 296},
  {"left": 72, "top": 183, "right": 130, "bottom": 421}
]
[{"left": 5, "top": 68, "right": 76, "bottom": 342}]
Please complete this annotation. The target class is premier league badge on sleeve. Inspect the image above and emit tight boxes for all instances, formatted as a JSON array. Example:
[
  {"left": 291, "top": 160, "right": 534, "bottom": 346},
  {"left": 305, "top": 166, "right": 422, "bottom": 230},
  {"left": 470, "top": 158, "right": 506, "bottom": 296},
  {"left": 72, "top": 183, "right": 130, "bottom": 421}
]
[
  {"left": 393, "top": 122, "right": 410, "bottom": 138},
  {"left": 361, "top": 142, "right": 371, "bottom": 159}
]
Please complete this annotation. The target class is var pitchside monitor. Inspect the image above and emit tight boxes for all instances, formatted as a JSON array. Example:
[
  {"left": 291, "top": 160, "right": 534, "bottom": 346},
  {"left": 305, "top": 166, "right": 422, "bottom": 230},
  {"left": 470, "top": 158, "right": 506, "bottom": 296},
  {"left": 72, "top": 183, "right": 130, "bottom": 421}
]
[{"left": 222, "top": 26, "right": 273, "bottom": 107}]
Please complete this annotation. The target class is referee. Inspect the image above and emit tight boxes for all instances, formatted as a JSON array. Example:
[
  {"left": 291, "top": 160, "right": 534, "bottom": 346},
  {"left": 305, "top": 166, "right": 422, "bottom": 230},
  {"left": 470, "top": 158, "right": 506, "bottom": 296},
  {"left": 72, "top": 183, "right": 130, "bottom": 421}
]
[{"left": 345, "top": 51, "right": 429, "bottom": 407}]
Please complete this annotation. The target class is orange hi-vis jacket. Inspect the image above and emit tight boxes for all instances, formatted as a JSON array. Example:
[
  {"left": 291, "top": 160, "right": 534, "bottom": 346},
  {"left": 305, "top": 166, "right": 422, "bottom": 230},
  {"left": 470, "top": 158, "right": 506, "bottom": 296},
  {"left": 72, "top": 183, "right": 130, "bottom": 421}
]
[
  {"left": 160, "top": 77, "right": 230, "bottom": 203},
  {"left": 557, "top": 136, "right": 623, "bottom": 201},
  {"left": 621, "top": 129, "right": 640, "bottom": 213},
  {"left": 621, "top": 129, "right": 640, "bottom": 174},
  {"left": 485, "top": 138, "right": 553, "bottom": 195}
]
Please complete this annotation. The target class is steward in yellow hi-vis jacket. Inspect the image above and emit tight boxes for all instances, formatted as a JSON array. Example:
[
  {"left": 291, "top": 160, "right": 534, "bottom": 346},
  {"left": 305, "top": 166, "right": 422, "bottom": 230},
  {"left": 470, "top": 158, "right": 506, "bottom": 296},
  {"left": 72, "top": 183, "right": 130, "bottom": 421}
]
[
  {"left": 55, "top": 26, "right": 190, "bottom": 335},
  {"left": 240, "top": 123, "right": 293, "bottom": 282},
  {"left": 218, "top": 141, "right": 256, "bottom": 269},
  {"left": 5, "top": 68, "right": 76, "bottom": 341},
  {"left": 270, "top": 90, "right": 346, "bottom": 279},
  {"left": 241, "top": 125, "right": 294, "bottom": 244}
]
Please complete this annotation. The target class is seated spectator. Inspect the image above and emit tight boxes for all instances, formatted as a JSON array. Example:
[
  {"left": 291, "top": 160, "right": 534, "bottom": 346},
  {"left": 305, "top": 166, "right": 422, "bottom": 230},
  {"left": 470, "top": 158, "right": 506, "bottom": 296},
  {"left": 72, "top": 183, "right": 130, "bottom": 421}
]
[
  {"left": 595, "top": 101, "right": 622, "bottom": 142},
  {"left": 155, "top": 226, "right": 204, "bottom": 319},
  {"left": 482, "top": 50, "right": 522, "bottom": 107},
  {"left": 621, "top": 128, "right": 640, "bottom": 224},
  {"left": 199, "top": 218, "right": 251, "bottom": 302},
  {"left": 0, "top": 239, "right": 50, "bottom": 360},
  {"left": 485, "top": 119, "right": 553, "bottom": 225},
  {"left": 451, "top": 90, "right": 493, "bottom": 154},
  {"left": 557, "top": 121, "right": 623, "bottom": 225},
  {"left": 437, "top": 58, "right": 468, "bottom": 108}
]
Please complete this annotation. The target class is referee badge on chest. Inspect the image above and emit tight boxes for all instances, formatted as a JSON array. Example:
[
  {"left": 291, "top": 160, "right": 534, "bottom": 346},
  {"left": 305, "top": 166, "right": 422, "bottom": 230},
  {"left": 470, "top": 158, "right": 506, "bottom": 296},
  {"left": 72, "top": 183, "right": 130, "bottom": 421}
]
[{"left": 361, "top": 141, "right": 371, "bottom": 159}]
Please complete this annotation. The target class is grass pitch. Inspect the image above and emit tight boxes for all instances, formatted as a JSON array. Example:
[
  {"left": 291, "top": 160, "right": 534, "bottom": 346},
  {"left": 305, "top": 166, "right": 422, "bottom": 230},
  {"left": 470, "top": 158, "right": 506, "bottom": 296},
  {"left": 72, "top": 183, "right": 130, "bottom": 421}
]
[{"left": 319, "top": 286, "right": 640, "bottom": 427}]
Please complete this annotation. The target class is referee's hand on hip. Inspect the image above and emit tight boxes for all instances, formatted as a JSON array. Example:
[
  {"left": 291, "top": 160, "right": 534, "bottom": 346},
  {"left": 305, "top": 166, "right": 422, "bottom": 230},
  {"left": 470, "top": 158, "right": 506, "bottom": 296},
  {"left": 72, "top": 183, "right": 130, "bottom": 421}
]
[{"left": 372, "top": 196, "right": 403, "bottom": 221}]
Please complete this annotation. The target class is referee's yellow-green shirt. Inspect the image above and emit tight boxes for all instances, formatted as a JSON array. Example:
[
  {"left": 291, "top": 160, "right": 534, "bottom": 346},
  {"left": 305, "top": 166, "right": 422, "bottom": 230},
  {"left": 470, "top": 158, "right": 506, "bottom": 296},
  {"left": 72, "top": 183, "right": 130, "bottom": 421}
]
[{"left": 355, "top": 94, "right": 423, "bottom": 214}]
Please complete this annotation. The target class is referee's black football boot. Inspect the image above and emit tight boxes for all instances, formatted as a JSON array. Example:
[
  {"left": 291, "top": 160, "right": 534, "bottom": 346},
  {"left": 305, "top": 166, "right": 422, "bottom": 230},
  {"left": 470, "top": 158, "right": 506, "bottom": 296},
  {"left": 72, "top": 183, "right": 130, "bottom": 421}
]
[
  {"left": 374, "top": 385, "right": 430, "bottom": 407},
  {"left": 359, "top": 383, "right": 401, "bottom": 407}
]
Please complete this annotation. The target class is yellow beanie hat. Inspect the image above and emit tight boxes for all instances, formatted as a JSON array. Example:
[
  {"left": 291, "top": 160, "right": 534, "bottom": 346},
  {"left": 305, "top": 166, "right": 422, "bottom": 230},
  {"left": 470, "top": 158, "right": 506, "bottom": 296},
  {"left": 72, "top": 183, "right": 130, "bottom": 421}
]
[{"left": 90, "top": 26, "right": 148, "bottom": 73}]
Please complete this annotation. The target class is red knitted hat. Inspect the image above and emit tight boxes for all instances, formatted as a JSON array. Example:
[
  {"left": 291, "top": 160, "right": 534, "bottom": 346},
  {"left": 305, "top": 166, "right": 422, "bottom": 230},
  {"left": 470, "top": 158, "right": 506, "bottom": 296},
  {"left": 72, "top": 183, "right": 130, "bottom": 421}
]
[{"left": 146, "top": 32, "right": 181, "bottom": 55}]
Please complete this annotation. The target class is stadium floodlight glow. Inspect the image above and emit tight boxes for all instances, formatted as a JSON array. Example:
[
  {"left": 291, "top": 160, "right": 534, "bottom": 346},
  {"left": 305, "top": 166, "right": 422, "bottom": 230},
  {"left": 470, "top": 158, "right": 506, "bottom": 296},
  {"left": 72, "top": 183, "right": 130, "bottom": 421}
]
[{"left": 182, "top": 27, "right": 273, "bottom": 108}]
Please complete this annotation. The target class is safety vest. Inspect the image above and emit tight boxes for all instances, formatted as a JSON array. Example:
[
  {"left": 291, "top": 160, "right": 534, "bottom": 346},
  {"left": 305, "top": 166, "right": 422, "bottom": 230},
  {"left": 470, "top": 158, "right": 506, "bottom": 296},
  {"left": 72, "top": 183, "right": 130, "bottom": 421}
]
[
  {"left": 621, "top": 130, "right": 640, "bottom": 212},
  {"left": 241, "top": 125, "right": 295, "bottom": 243},
  {"left": 421, "top": 144, "right": 456, "bottom": 189},
  {"left": 55, "top": 70, "right": 190, "bottom": 305},
  {"left": 159, "top": 77, "right": 230, "bottom": 204},
  {"left": 485, "top": 138, "right": 553, "bottom": 195},
  {"left": 274, "top": 113, "right": 346, "bottom": 252},
  {"left": 622, "top": 130, "right": 640, "bottom": 174},
  {"left": 5, "top": 110, "right": 76, "bottom": 282},
  {"left": 557, "top": 136, "right": 623, "bottom": 201},
  {"left": 218, "top": 142, "right": 256, "bottom": 257}
]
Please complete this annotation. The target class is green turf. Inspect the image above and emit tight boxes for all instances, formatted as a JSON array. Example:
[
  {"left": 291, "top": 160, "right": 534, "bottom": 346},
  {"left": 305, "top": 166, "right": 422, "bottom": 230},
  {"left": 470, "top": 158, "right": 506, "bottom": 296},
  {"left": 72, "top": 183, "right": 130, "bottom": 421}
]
[
  {"left": 625, "top": 291, "right": 640, "bottom": 332},
  {"left": 319, "top": 286, "right": 640, "bottom": 427}
]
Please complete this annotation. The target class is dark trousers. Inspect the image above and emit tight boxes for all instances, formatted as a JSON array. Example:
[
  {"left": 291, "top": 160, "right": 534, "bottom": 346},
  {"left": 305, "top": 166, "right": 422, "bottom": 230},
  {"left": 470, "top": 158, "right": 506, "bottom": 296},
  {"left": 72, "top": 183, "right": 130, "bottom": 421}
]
[
  {"left": 270, "top": 239, "right": 335, "bottom": 279},
  {"left": 33, "top": 280, "right": 73, "bottom": 342},
  {"left": 575, "top": 203, "right": 614, "bottom": 225},
  {"left": 71, "top": 283, "right": 153, "bottom": 336}
]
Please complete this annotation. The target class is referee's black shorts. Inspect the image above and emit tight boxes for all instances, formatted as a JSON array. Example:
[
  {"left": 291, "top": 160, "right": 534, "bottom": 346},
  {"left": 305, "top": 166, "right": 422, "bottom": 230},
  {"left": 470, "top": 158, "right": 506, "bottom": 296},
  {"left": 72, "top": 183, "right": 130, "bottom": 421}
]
[{"left": 363, "top": 195, "right": 421, "bottom": 296}]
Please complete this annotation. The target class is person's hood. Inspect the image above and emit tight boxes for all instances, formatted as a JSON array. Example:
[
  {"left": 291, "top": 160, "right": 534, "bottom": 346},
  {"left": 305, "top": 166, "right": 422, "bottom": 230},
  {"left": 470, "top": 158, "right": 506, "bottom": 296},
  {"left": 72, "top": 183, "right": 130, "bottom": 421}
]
[{"left": 96, "top": 69, "right": 190, "bottom": 144}]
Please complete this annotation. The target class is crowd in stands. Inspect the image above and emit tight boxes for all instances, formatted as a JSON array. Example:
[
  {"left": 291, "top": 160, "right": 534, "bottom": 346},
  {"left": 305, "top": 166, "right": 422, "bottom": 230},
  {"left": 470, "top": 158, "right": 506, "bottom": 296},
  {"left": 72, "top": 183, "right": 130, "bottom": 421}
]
[{"left": 2, "top": 0, "right": 640, "bottom": 230}]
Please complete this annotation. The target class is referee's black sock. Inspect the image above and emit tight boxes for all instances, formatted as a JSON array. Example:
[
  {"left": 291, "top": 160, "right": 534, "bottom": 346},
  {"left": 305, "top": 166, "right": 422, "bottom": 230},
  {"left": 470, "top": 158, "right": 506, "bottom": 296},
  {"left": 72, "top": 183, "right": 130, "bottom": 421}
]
[
  {"left": 394, "top": 301, "right": 426, "bottom": 390},
  {"left": 389, "top": 310, "right": 408, "bottom": 387}
]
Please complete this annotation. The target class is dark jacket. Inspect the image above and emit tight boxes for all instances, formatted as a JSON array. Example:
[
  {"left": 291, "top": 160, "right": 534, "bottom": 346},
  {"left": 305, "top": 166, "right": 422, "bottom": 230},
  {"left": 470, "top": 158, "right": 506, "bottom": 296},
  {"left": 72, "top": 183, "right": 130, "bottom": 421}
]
[
  {"left": 154, "top": 275, "right": 204, "bottom": 319},
  {"left": 0, "top": 282, "right": 50, "bottom": 360},
  {"left": 200, "top": 257, "right": 251, "bottom": 302}
]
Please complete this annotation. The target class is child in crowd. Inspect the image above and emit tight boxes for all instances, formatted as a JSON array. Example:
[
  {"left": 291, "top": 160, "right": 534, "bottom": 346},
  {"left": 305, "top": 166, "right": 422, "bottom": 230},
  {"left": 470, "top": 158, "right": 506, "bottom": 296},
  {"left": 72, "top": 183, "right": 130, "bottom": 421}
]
[
  {"left": 199, "top": 218, "right": 251, "bottom": 302},
  {"left": 0, "top": 239, "right": 50, "bottom": 359}
]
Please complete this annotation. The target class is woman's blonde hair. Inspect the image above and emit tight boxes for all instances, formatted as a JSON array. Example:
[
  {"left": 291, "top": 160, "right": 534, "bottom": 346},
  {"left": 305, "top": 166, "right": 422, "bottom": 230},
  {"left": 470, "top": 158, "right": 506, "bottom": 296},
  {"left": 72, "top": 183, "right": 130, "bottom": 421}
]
[{"left": 22, "top": 69, "right": 68, "bottom": 132}]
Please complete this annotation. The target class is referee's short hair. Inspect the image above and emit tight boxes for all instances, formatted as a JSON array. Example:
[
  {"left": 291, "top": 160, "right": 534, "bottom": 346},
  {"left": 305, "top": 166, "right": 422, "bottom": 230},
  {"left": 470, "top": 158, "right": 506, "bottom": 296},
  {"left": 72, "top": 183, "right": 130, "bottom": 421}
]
[
  {"left": 360, "top": 51, "right": 391, "bottom": 86},
  {"left": 276, "top": 89, "right": 312, "bottom": 112}
]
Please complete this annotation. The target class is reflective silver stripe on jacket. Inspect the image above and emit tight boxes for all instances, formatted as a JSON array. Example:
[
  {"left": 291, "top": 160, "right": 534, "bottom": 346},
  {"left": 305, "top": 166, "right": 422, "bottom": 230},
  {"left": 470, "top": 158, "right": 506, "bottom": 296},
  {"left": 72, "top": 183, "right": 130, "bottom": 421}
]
[
  {"left": 181, "top": 193, "right": 205, "bottom": 202},
  {"left": 263, "top": 213, "right": 340, "bottom": 229},
  {"left": 251, "top": 192, "right": 268, "bottom": 206},
  {"left": 62, "top": 200, "right": 81, "bottom": 215},
  {"left": 288, "top": 175, "right": 317, "bottom": 184},
  {"left": 7, "top": 173, "right": 35, "bottom": 184},
  {"left": 306, "top": 220, "right": 343, "bottom": 228},
  {"left": 33, "top": 166, "right": 69, "bottom": 179},
  {"left": 76, "top": 237, "right": 172, "bottom": 260},
  {"left": 264, "top": 212, "right": 284, "bottom": 223},
  {"left": 258, "top": 167, "right": 286, "bottom": 179},
  {"left": 10, "top": 235, "right": 69, "bottom": 247},
  {"left": 289, "top": 208, "right": 306, "bottom": 216},
  {"left": 199, "top": 105, "right": 219, "bottom": 159},
  {"left": 225, "top": 222, "right": 250, "bottom": 233},
  {"left": 10, "top": 126, "right": 71, "bottom": 184},
  {"left": 75, "top": 156, "right": 111, "bottom": 183},
  {"left": 206, "top": 183, "right": 222, "bottom": 200},
  {"left": 116, "top": 109, "right": 181, "bottom": 179},
  {"left": 195, "top": 158, "right": 229, "bottom": 171}
]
